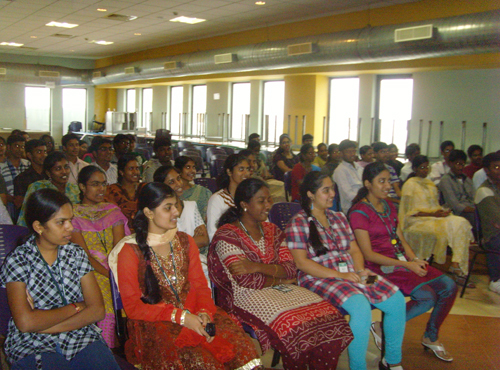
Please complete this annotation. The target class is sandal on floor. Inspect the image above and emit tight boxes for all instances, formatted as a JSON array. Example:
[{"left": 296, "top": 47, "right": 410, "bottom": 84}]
[
  {"left": 453, "top": 274, "right": 476, "bottom": 288},
  {"left": 422, "top": 340, "right": 453, "bottom": 362},
  {"left": 379, "top": 358, "right": 404, "bottom": 370},
  {"left": 370, "top": 321, "right": 382, "bottom": 351}
]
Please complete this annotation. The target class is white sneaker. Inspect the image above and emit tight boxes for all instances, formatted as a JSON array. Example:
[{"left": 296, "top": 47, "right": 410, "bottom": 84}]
[{"left": 489, "top": 280, "right": 500, "bottom": 294}]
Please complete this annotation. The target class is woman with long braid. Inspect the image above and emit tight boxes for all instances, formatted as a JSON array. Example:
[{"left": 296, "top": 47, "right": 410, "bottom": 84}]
[{"left": 108, "top": 183, "right": 261, "bottom": 370}]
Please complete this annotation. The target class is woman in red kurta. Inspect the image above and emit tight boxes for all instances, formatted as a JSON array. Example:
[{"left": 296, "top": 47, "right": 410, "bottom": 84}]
[
  {"left": 291, "top": 144, "right": 321, "bottom": 202},
  {"left": 108, "top": 182, "right": 261, "bottom": 370}
]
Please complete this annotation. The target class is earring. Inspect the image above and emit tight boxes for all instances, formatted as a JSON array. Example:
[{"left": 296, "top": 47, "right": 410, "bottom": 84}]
[
  {"left": 310, "top": 203, "right": 314, "bottom": 210},
  {"left": 243, "top": 208, "right": 247, "bottom": 212}
]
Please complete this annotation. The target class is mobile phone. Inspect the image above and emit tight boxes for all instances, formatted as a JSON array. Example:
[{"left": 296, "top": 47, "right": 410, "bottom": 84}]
[
  {"left": 366, "top": 275, "right": 378, "bottom": 284},
  {"left": 272, "top": 284, "right": 293, "bottom": 293},
  {"left": 205, "top": 323, "right": 216, "bottom": 337}
]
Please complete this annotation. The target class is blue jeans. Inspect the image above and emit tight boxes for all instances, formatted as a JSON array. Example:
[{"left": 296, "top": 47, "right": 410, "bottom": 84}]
[
  {"left": 11, "top": 340, "right": 121, "bottom": 370},
  {"left": 340, "top": 291, "right": 406, "bottom": 370}
]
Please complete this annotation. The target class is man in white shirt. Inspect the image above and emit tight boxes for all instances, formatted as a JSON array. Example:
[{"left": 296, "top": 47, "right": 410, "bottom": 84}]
[
  {"left": 333, "top": 139, "right": 363, "bottom": 214},
  {"left": 91, "top": 138, "right": 118, "bottom": 184},
  {"left": 400, "top": 143, "right": 421, "bottom": 182},
  {"left": 429, "top": 140, "right": 454, "bottom": 184},
  {"left": 62, "top": 133, "right": 88, "bottom": 184}
]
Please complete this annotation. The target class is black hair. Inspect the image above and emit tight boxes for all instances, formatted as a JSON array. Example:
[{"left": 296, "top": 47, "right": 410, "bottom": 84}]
[
  {"left": 40, "top": 134, "right": 54, "bottom": 143},
  {"left": 482, "top": 152, "right": 500, "bottom": 169},
  {"left": 405, "top": 143, "right": 420, "bottom": 159},
  {"left": 94, "top": 138, "right": 112, "bottom": 152},
  {"left": 25, "top": 188, "right": 72, "bottom": 237},
  {"left": 276, "top": 134, "right": 292, "bottom": 155},
  {"left": 248, "top": 133, "right": 260, "bottom": 141},
  {"left": 77, "top": 165, "right": 106, "bottom": 200},
  {"left": 247, "top": 140, "right": 261, "bottom": 151},
  {"left": 113, "top": 134, "right": 129, "bottom": 147},
  {"left": 299, "top": 143, "right": 314, "bottom": 163},
  {"left": 43, "top": 151, "right": 67, "bottom": 174},
  {"left": 359, "top": 145, "right": 372, "bottom": 156},
  {"left": 153, "top": 164, "right": 178, "bottom": 183},
  {"left": 350, "top": 162, "right": 389, "bottom": 209},
  {"left": 411, "top": 155, "right": 429, "bottom": 171},
  {"left": 238, "top": 149, "right": 255, "bottom": 160},
  {"left": 440, "top": 140, "right": 455, "bottom": 152},
  {"left": 25, "top": 139, "right": 45, "bottom": 155},
  {"left": 317, "top": 143, "right": 327, "bottom": 151},
  {"left": 467, "top": 144, "right": 483, "bottom": 159},
  {"left": 134, "top": 182, "right": 177, "bottom": 304},
  {"left": 153, "top": 137, "right": 171, "bottom": 153},
  {"left": 387, "top": 143, "right": 398, "bottom": 151},
  {"left": 217, "top": 153, "right": 248, "bottom": 190},
  {"left": 299, "top": 171, "right": 330, "bottom": 256},
  {"left": 372, "top": 141, "right": 388, "bottom": 153},
  {"left": 448, "top": 149, "right": 467, "bottom": 163},
  {"left": 302, "top": 134, "right": 313, "bottom": 143},
  {"left": 338, "top": 139, "right": 357, "bottom": 152},
  {"left": 127, "top": 134, "right": 136, "bottom": 143},
  {"left": 7, "top": 135, "right": 25, "bottom": 145},
  {"left": 117, "top": 154, "right": 139, "bottom": 183},
  {"left": 61, "top": 133, "right": 79, "bottom": 148},
  {"left": 11, "top": 129, "right": 22, "bottom": 136},
  {"left": 327, "top": 144, "right": 339, "bottom": 160},
  {"left": 174, "top": 156, "right": 195, "bottom": 172},
  {"left": 217, "top": 178, "right": 269, "bottom": 228}
]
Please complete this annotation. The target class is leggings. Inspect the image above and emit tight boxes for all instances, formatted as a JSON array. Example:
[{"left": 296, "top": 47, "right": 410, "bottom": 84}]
[
  {"left": 340, "top": 291, "right": 406, "bottom": 370},
  {"left": 406, "top": 275, "right": 457, "bottom": 342}
]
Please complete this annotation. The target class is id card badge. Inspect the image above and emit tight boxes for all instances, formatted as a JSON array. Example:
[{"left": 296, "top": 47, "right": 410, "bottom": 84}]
[
  {"left": 396, "top": 252, "right": 407, "bottom": 262},
  {"left": 338, "top": 262, "right": 348, "bottom": 273}
]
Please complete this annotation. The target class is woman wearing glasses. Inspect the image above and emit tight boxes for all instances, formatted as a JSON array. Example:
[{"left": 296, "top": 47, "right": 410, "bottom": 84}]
[{"left": 71, "top": 166, "right": 130, "bottom": 348}]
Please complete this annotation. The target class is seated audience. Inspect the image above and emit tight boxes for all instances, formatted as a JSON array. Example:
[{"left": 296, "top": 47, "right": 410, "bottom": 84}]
[
  {"left": 78, "top": 139, "right": 89, "bottom": 160},
  {"left": 142, "top": 137, "right": 173, "bottom": 183},
  {"left": 372, "top": 142, "right": 401, "bottom": 203},
  {"left": 71, "top": 166, "right": 129, "bottom": 348},
  {"left": 387, "top": 144, "right": 404, "bottom": 176},
  {"left": 108, "top": 183, "right": 262, "bottom": 369},
  {"left": 463, "top": 144, "right": 483, "bottom": 179},
  {"left": 248, "top": 133, "right": 267, "bottom": 165},
  {"left": 438, "top": 149, "right": 475, "bottom": 226},
  {"left": 291, "top": 144, "right": 320, "bottom": 202},
  {"left": 0, "top": 136, "right": 7, "bottom": 164},
  {"left": 62, "top": 133, "right": 88, "bottom": 184},
  {"left": 286, "top": 171, "right": 406, "bottom": 370},
  {"left": 126, "top": 134, "right": 146, "bottom": 168},
  {"left": 0, "top": 188, "right": 120, "bottom": 369},
  {"left": 357, "top": 145, "right": 374, "bottom": 168},
  {"left": 0, "top": 135, "right": 30, "bottom": 201},
  {"left": 272, "top": 134, "right": 298, "bottom": 181},
  {"left": 350, "top": 162, "right": 457, "bottom": 362},
  {"left": 174, "top": 156, "right": 212, "bottom": 221},
  {"left": 474, "top": 152, "right": 500, "bottom": 295},
  {"left": 209, "top": 178, "right": 353, "bottom": 369},
  {"left": 111, "top": 134, "right": 130, "bottom": 163},
  {"left": 248, "top": 141, "right": 271, "bottom": 179},
  {"left": 399, "top": 155, "right": 474, "bottom": 286},
  {"left": 302, "top": 134, "right": 314, "bottom": 145},
  {"left": 400, "top": 144, "right": 421, "bottom": 182},
  {"left": 430, "top": 140, "right": 455, "bottom": 184},
  {"left": 13, "top": 139, "right": 48, "bottom": 209},
  {"left": 207, "top": 154, "right": 251, "bottom": 240},
  {"left": 40, "top": 134, "right": 55, "bottom": 154},
  {"left": 18, "top": 151, "right": 80, "bottom": 227},
  {"left": 321, "top": 143, "right": 341, "bottom": 177},
  {"left": 105, "top": 154, "right": 145, "bottom": 232},
  {"left": 333, "top": 139, "right": 364, "bottom": 214},
  {"left": 91, "top": 138, "right": 118, "bottom": 185},
  {"left": 312, "top": 142, "right": 328, "bottom": 168}
]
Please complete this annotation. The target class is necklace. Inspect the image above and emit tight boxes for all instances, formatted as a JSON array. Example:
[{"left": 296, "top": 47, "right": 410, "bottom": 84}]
[
  {"left": 239, "top": 220, "right": 264, "bottom": 246},
  {"left": 150, "top": 242, "right": 181, "bottom": 304}
]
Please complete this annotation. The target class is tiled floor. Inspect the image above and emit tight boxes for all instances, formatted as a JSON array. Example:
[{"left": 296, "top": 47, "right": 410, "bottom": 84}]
[{"left": 258, "top": 254, "right": 500, "bottom": 369}]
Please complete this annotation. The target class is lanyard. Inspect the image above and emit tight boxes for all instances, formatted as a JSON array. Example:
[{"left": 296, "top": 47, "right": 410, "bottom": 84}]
[
  {"left": 150, "top": 243, "right": 181, "bottom": 304},
  {"left": 96, "top": 229, "right": 108, "bottom": 253},
  {"left": 36, "top": 246, "right": 68, "bottom": 306},
  {"left": 363, "top": 199, "right": 403, "bottom": 254}
]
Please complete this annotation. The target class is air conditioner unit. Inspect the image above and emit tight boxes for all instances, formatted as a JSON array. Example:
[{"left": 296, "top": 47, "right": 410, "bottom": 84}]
[
  {"left": 124, "top": 67, "right": 138, "bottom": 74},
  {"left": 214, "top": 53, "right": 237, "bottom": 64},
  {"left": 287, "top": 42, "right": 316, "bottom": 56},
  {"left": 395, "top": 24, "right": 434, "bottom": 42},
  {"left": 39, "top": 70, "right": 60, "bottom": 78},
  {"left": 164, "top": 61, "right": 180, "bottom": 70},
  {"left": 0, "top": 68, "right": 6, "bottom": 75}
]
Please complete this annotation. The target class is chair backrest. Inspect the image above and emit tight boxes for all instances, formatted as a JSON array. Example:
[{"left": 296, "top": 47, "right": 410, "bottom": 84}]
[
  {"left": 268, "top": 202, "right": 302, "bottom": 231},
  {"left": 211, "top": 159, "right": 226, "bottom": 178},
  {"left": 177, "top": 141, "right": 194, "bottom": 151},
  {"left": 0, "top": 226, "right": 30, "bottom": 337},
  {"left": 220, "top": 147, "right": 234, "bottom": 156},
  {"left": 194, "top": 145, "right": 210, "bottom": 162},
  {"left": 194, "top": 178, "right": 218, "bottom": 193},
  {"left": 206, "top": 147, "right": 227, "bottom": 163},
  {"left": 211, "top": 153, "right": 228, "bottom": 162},
  {"left": 109, "top": 270, "right": 128, "bottom": 347},
  {"left": 283, "top": 171, "right": 292, "bottom": 201},
  {"left": 180, "top": 148, "right": 202, "bottom": 158}
]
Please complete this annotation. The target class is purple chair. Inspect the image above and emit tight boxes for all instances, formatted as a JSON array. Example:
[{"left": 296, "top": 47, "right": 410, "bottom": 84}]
[
  {"left": 220, "top": 147, "right": 234, "bottom": 156},
  {"left": 283, "top": 171, "right": 293, "bottom": 202},
  {"left": 210, "top": 159, "right": 226, "bottom": 178},
  {"left": 268, "top": 202, "right": 302, "bottom": 231},
  {"left": 194, "top": 178, "right": 217, "bottom": 194},
  {"left": 206, "top": 147, "right": 227, "bottom": 163}
]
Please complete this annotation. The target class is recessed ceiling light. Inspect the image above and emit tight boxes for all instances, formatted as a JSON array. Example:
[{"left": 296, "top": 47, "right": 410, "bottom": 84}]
[
  {"left": 255, "top": 1, "right": 266, "bottom": 5},
  {"left": 170, "top": 16, "right": 205, "bottom": 24},
  {"left": 89, "top": 40, "right": 114, "bottom": 45},
  {"left": 1, "top": 42, "right": 24, "bottom": 47},
  {"left": 30, "top": 36, "right": 37, "bottom": 39},
  {"left": 46, "top": 21, "right": 78, "bottom": 28},
  {"left": 97, "top": 8, "right": 107, "bottom": 12},
  {"left": 134, "top": 33, "right": 141, "bottom": 36}
]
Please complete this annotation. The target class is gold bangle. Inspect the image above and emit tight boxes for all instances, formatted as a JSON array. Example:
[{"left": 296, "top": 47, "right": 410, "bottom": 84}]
[
  {"left": 273, "top": 264, "right": 278, "bottom": 277},
  {"left": 180, "top": 310, "right": 187, "bottom": 326},
  {"left": 171, "top": 308, "right": 178, "bottom": 323}
]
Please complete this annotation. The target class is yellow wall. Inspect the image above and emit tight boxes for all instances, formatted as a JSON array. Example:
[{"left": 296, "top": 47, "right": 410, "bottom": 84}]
[{"left": 94, "top": 88, "right": 116, "bottom": 123}]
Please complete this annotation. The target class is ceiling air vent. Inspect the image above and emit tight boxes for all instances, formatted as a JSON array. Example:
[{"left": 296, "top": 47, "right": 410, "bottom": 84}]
[
  {"left": 51, "top": 33, "right": 74, "bottom": 39},
  {"left": 93, "top": 71, "right": 102, "bottom": 78},
  {"left": 395, "top": 24, "right": 434, "bottom": 42},
  {"left": 0, "top": 68, "right": 6, "bottom": 75},
  {"left": 39, "top": 70, "right": 60, "bottom": 78},
  {"left": 164, "top": 61, "right": 180, "bottom": 70},
  {"left": 124, "top": 67, "right": 138, "bottom": 74},
  {"left": 214, "top": 53, "right": 236, "bottom": 64},
  {"left": 287, "top": 42, "right": 316, "bottom": 56},
  {"left": 105, "top": 14, "right": 137, "bottom": 22}
]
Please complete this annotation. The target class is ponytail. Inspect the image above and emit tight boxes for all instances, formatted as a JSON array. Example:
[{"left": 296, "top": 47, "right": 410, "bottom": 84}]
[{"left": 350, "top": 187, "right": 369, "bottom": 213}]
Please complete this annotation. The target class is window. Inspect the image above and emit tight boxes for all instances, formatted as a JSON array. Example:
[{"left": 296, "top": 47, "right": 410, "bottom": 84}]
[
  {"left": 376, "top": 76, "right": 413, "bottom": 153},
  {"left": 142, "top": 88, "right": 153, "bottom": 131},
  {"left": 169, "top": 86, "right": 183, "bottom": 136},
  {"left": 126, "top": 89, "right": 136, "bottom": 113},
  {"left": 191, "top": 85, "right": 206, "bottom": 138},
  {"left": 62, "top": 88, "right": 86, "bottom": 132},
  {"left": 25, "top": 87, "right": 51, "bottom": 131},
  {"left": 263, "top": 81, "right": 285, "bottom": 145},
  {"left": 230, "top": 82, "right": 250, "bottom": 142},
  {"left": 328, "top": 78, "right": 359, "bottom": 144}
]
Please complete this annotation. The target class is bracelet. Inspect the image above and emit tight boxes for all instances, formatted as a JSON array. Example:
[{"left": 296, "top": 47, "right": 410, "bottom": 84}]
[
  {"left": 273, "top": 264, "right": 278, "bottom": 277},
  {"left": 171, "top": 308, "right": 178, "bottom": 323},
  {"left": 70, "top": 303, "right": 81, "bottom": 314},
  {"left": 180, "top": 310, "right": 188, "bottom": 326}
]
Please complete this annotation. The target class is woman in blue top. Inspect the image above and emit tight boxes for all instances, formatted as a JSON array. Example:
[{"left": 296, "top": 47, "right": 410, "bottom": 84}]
[{"left": 0, "top": 188, "right": 119, "bottom": 370}]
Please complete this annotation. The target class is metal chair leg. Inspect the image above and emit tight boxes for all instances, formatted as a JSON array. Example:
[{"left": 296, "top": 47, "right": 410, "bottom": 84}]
[{"left": 460, "top": 250, "right": 483, "bottom": 298}]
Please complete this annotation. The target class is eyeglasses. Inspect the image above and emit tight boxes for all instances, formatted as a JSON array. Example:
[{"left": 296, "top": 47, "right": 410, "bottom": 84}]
[
  {"left": 88, "top": 181, "right": 108, "bottom": 188},
  {"left": 98, "top": 147, "right": 114, "bottom": 152}
]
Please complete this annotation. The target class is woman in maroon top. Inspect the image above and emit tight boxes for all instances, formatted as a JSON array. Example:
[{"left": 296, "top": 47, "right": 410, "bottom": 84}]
[{"left": 349, "top": 162, "right": 457, "bottom": 363}]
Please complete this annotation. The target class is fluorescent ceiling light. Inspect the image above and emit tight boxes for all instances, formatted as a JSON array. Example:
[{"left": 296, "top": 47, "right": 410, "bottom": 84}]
[
  {"left": 170, "top": 16, "right": 205, "bottom": 24},
  {"left": 46, "top": 21, "right": 78, "bottom": 28},
  {"left": 255, "top": 1, "right": 266, "bottom": 5},
  {"left": 0, "top": 42, "right": 24, "bottom": 47},
  {"left": 97, "top": 8, "right": 107, "bottom": 12},
  {"left": 90, "top": 40, "right": 114, "bottom": 45}
]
